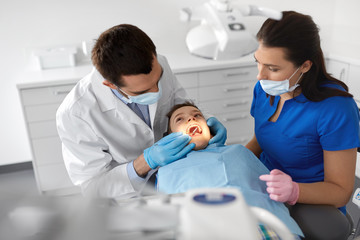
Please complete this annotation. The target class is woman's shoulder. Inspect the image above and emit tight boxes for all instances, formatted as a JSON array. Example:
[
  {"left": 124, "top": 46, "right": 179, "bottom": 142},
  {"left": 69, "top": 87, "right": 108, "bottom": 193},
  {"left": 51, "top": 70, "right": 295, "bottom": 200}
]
[
  {"left": 320, "top": 81, "right": 346, "bottom": 91},
  {"left": 314, "top": 93, "right": 358, "bottom": 116},
  {"left": 314, "top": 91, "right": 359, "bottom": 124},
  {"left": 308, "top": 81, "right": 355, "bottom": 105}
]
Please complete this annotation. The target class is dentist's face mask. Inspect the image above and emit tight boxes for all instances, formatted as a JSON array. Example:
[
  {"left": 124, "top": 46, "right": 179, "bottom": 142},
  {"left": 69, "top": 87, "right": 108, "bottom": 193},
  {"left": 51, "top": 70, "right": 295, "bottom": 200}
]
[
  {"left": 260, "top": 67, "right": 303, "bottom": 96},
  {"left": 118, "top": 82, "right": 162, "bottom": 105}
]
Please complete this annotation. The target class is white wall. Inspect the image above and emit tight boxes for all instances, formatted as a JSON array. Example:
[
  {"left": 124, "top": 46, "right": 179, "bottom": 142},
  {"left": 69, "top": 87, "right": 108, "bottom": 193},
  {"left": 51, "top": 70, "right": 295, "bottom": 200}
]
[
  {"left": 0, "top": 0, "right": 358, "bottom": 165},
  {"left": 1, "top": 0, "right": 195, "bottom": 165},
  {"left": 330, "top": 0, "right": 360, "bottom": 59}
]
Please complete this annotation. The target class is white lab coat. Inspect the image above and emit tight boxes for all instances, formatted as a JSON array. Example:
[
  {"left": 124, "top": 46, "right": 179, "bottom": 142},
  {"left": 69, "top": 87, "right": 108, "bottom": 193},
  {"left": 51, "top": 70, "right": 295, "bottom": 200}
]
[{"left": 56, "top": 55, "right": 188, "bottom": 198}]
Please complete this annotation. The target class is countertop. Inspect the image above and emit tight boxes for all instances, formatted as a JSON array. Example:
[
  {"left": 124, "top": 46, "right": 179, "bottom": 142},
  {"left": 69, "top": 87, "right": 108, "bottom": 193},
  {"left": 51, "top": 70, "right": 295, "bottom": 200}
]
[{"left": 16, "top": 52, "right": 256, "bottom": 89}]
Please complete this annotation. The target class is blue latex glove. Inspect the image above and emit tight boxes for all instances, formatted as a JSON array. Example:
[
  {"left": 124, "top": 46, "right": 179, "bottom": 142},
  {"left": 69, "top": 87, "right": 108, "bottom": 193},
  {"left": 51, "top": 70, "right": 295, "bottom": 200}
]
[
  {"left": 207, "top": 117, "right": 227, "bottom": 145},
  {"left": 144, "top": 132, "right": 195, "bottom": 169}
]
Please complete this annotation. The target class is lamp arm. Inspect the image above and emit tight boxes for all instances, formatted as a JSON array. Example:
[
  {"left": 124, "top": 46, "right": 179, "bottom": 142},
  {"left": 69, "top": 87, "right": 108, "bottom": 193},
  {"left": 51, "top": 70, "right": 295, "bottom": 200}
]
[
  {"left": 180, "top": 5, "right": 208, "bottom": 22},
  {"left": 229, "top": 2, "right": 282, "bottom": 20}
]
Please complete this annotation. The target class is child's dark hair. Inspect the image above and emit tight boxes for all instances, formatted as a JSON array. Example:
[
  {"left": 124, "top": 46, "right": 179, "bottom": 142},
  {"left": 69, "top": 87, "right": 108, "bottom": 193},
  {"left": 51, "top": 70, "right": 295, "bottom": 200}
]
[{"left": 165, "top": 101, "right": 199, "bottom": 135}]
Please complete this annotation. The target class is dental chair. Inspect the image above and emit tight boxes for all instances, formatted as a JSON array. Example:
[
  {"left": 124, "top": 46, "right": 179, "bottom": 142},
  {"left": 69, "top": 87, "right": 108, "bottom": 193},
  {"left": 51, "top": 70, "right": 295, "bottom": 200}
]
[
  {"left": 287, "top": 204, "right": 350, "bottom": 240},
  {"left": 289, "top": 147, "right": 360, "bottom": 240},
  {"left": 348, "top": 188, "right": 360, "bottom": 239},
  {"left": 288, "top": 189, "right": 360, "bottom": 240},
  {"left": 350, "top": 148, "right": 360, "bottom": 239},
  {"left": 349, "top": 210, "right": 360, "bottom": 240},
  {"left": 349, "top": 148, "right": 360, "bottom": 240}
]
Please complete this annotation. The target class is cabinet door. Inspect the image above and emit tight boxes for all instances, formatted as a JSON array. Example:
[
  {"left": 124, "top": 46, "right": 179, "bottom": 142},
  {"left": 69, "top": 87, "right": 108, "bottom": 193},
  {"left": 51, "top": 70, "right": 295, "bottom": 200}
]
[
  {"left": 326, "top": 59, "right": 349, "bottom": 83},
  {"left": 28, "top": 120, "right": 57, "bottom": 139},
  {"left": 199, "top": 96, "right": 251, "bottom": 115},
  {"left": 198, "top": 66, "right": 257, "bottom": 87},
  {"left": 20, "top": 83, "right": 79, "bottom": 195},
  {"left": 197, "top": 66, "right": 256, "bottom": 146},
  {"left": 36, "top": 163, "right": 80, "bottom": 195},
  {"left": 32, "top": 136, "right": 63, "bottom": 166},
  {"left": 214, "top": 111, "right": 253, "bottom": 137},
  {"left": 25, "top": 103, "right": 60, "bottom": 122},
  {"left": 21, "top": 84, "right": 74, "bottom": 106},
  {"left": 175, "top": 72, "right": 198, "bottom": 88},
  {"left": 348, "top": 64, "right": 360, "bottom": 103},
  {"left": 185, "top": 88, "right": 198, "bottom": 102},
  {"left": 199, "top": 81, "right": 254, "bottom": 102},
  {"left": 226, "top": 135, "right": 253, "bottom": 145},
  {"left": 176, "top": 72, "right": 199, "bottom": 101}
]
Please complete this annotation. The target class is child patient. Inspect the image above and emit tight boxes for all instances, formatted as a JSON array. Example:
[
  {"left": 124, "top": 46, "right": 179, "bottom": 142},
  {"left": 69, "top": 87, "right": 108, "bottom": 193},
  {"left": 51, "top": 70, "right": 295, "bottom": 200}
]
[{"left": 157, "top": 101, "right": 303, "bottom": 237}]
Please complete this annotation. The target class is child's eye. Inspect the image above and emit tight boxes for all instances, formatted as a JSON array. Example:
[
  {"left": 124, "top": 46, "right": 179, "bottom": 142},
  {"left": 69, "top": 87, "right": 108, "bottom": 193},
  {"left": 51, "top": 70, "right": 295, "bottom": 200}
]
[
  {"left": 175, "top": 117, "right": 183, "bottom": 122},
  {"left": 195, "top": 114, "right": 203, "bottom": 118}
]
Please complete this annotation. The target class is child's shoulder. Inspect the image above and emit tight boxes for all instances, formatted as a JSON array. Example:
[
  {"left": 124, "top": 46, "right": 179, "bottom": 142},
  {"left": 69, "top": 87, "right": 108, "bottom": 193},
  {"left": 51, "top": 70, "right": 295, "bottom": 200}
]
[{"left": 213, "top": 143, "right": 249, "bottom": 153}]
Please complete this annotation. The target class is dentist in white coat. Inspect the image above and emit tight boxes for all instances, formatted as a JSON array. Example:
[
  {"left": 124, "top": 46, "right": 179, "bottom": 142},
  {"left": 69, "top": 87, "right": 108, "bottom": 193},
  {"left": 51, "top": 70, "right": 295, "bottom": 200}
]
[{"left": 56, "top": 24, "right": 226, "bottom": 199}]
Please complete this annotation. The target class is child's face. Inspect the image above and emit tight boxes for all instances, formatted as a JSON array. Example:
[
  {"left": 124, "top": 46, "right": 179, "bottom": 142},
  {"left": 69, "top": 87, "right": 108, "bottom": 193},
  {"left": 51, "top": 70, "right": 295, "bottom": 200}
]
[{"left": 169, "top": 106, "right": 211, "bottom": 150}]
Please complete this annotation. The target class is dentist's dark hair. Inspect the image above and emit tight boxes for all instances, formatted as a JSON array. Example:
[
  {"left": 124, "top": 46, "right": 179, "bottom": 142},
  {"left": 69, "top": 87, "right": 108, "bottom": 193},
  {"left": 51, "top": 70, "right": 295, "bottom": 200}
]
[
  {"left": 92, "top": 24, "right": 156, "bottom": 87},
  {"left": 257, "top": 11, "right": 352, "bottom": 104}
]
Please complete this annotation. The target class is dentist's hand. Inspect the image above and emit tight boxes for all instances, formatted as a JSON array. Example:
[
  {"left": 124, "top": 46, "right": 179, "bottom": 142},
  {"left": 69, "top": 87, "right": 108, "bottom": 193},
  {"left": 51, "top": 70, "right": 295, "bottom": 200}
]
[
  {"left": 144, "top": 132, "right": 195, "bottom": 169},
  {"left": 259, "top": 169, "right": 300, "bottom": 205},
  {"left": 207, "top": 117, "right": 227, "bottom": 145}
]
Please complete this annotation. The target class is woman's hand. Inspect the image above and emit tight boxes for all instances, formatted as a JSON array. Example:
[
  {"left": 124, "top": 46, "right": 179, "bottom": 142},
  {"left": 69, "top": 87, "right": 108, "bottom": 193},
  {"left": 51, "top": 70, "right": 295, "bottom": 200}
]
[{"left": 260, "top": 169, "right": 300, "bottom": 205}]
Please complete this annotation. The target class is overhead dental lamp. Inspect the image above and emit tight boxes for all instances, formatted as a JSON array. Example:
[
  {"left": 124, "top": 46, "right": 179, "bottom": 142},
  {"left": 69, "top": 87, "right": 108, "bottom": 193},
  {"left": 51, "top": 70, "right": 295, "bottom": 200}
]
[{"left": 180, "top": 0, "right": 282, "bottom": 60}]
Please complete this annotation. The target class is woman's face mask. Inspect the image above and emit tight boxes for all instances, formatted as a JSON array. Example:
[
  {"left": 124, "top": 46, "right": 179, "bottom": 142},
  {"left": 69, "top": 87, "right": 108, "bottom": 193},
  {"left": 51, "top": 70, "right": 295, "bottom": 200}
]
[
  {"left": 260, "top": 67, "right": 303, "bottom": 96},
  {"left": 118, "top": 82, "right": 162, "bottom": 105}
]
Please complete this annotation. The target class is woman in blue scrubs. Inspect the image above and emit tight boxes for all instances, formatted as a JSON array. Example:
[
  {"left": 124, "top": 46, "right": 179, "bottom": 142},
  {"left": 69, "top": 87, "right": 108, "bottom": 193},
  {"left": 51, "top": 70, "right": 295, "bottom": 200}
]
[{"left": 246, "top": 11, "right": 360, "bottom": 239}]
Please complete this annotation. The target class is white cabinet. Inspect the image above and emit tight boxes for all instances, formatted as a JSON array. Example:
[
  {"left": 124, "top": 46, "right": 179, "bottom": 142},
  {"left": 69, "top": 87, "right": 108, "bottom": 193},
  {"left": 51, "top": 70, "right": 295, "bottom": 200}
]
[
  {"left": 327, "top": 56, "right": 360, "bottom": 178},
  {"left": 18, "top": 63, "right": 257, "bottom": 195},
  {"left": 18, "top": 83, "right": 81, "bottom": 196},
  {"left": 326, "top": 59, "right": 349, "bottom": 83},
  {"left": 200, "top": 66, "right": 257, "bottom": 145},
  {"left": 326, "top": 57, "right": 360, "bottom": 103},
  {"left": 175, "top": 72, "right": 198, "bottom": 101},
  {"left": 348, "top": 64, "right": 360, "bottom": 103},
  {"left": 349, "top": 65, "right": 360, "bottom": 178},
  {"left": 357, "top": 152, "right": 360, "bottom": 178}
]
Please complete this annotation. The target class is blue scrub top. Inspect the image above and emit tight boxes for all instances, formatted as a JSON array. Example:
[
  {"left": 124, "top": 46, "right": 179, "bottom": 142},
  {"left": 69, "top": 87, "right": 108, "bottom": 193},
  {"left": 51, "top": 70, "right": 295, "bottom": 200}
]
[{"left": 250, "top": 81, "right": 360, "bottom": 213}]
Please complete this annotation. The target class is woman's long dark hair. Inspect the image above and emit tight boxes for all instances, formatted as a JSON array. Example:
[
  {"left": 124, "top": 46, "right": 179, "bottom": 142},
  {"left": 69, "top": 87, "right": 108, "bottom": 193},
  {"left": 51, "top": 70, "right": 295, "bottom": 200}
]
[{"left": 257, "top": 11, "right": 353, "bottom": 103}]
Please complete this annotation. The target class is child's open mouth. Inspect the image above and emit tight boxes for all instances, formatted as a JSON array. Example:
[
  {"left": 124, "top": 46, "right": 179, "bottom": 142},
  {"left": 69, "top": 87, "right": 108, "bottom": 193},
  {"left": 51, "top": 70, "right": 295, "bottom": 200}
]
[{"left": 186, "top": 124, "right": 202, "bottom": 136}]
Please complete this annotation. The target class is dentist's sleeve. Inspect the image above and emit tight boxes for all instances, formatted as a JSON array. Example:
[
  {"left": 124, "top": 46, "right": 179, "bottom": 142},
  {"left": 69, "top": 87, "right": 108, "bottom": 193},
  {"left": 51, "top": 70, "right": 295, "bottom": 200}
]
[{"left": 57, "top": 109, "right": 142, "bottom": 199}]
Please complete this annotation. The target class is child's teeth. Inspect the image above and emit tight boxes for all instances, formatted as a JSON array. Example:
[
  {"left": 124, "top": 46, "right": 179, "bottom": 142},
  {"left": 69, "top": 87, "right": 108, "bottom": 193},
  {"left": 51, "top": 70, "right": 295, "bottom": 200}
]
[{"left": 192, "top": 127, "right": 197, "bottom": 134}]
